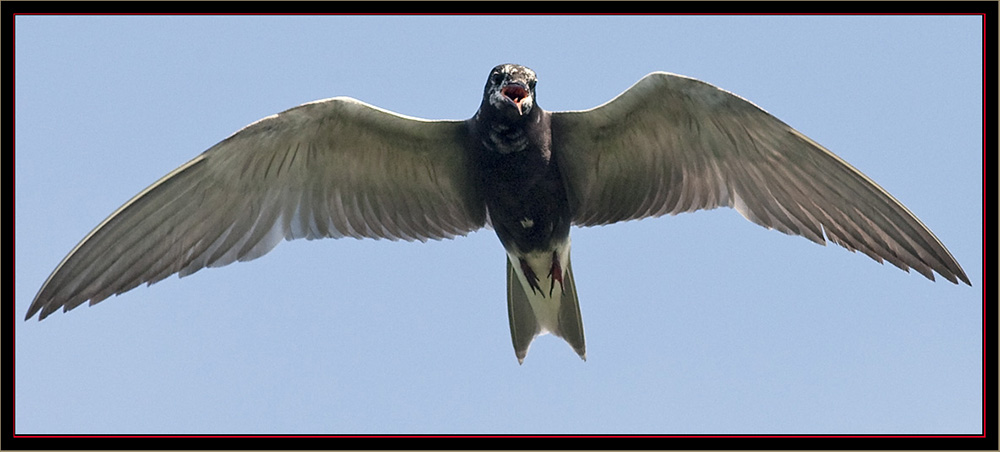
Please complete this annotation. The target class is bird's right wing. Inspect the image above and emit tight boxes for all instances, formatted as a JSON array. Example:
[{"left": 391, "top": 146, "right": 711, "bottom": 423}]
[
  {"left": 552, "top": 72, "right": 969, "bottom": 285},
  {"left": 28, "top": 97, "right": 486, "bottom": 320}
]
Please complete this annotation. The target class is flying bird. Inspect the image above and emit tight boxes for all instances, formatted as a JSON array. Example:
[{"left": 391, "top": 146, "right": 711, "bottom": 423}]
[{"left": 27, "top": 64, "right": 970, "bottom": 363}]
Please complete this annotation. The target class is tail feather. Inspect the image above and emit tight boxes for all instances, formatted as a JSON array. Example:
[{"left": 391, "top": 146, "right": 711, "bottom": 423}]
[
  {"left": 506, "top": 254, "right": 586, "bottom": 364},
  {"left": 507, "top": 258, "right": 539, "bottom": 364},
  {"left": 555, "top": 260, "right": 586, "bottom": 360}
]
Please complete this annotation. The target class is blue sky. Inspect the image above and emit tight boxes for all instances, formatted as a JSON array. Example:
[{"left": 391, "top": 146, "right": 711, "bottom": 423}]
[{"left": 14, "top": 15, "right": 983, "bottom": 435}]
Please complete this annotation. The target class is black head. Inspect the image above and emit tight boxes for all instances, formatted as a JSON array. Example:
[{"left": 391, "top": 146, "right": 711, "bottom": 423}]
[{"left": 482, "top": 64, "right": 538, "bottom": 119}]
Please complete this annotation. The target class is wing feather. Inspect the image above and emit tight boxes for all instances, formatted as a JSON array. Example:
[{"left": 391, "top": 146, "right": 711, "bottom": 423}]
[
  {"left": 28, "top": 97, "right": 485, "bottom": 320},
  {"left": 552, "top": 72, "right": 968, "bottom": 285}
]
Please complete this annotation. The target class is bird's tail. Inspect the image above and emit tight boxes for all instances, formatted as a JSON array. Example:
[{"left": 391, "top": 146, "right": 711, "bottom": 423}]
[{"left": 506, "top": 251, "right": 586, "bottom": 364}]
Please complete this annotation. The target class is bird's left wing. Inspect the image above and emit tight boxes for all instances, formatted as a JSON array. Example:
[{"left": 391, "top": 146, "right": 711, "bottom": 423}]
[
  {"left": 551, "top": 72, "right": 969, "bottom": 285},
  {"left": 28, "top": 97, "right": 485, "bottom": 320}
]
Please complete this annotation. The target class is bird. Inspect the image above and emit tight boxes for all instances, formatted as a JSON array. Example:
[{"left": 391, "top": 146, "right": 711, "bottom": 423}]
[{"left": 26, "top": 63, "right": 970, "bottom": 364}]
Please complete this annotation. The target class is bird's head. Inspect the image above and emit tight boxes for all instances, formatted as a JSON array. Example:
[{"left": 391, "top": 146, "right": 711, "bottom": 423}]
[{"left": 483, "top": 64, "right": 537, "bottom": 119}]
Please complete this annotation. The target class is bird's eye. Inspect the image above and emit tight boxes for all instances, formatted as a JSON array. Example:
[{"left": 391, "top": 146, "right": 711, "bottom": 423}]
[{"left": 491, "top": 73, "right": 504, "bottom": 85}]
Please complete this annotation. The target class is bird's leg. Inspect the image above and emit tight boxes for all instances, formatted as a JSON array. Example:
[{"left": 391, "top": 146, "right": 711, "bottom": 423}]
[
  {"left": 548, "top": 251, "right": 564, "bottom": 297},
  {"left": 519, "top": 258, "right": 544, "bottom": 296}
]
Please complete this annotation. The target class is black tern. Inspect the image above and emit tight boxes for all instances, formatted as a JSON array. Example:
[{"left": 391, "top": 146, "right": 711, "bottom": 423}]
[{"left": 27, "top": 64, "right": 970, "bottom": 363}]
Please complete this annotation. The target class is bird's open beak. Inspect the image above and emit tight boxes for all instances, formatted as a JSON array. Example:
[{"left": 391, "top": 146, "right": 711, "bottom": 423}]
[{"left": 502, "top": 83, "right": 530, "bottom": 115}]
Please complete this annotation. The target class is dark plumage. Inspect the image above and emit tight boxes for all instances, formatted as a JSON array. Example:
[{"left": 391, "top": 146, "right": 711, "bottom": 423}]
[{"left": 27, "top": 64, "right": 970, "bottom": 363}]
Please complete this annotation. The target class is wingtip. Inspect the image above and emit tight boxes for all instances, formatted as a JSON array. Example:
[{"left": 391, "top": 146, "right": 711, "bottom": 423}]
[
  {"left": 935, "top": 266, "right": 971, "bottom": 286},
  {"left": 24, "top": 305, "right": 42, "bottom": 322},
  {"left": 954, "top": 267, "right": 972, "bottom": 286}
]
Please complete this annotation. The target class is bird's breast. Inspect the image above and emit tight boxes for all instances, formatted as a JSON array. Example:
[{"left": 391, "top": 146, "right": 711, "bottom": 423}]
[
  {"left": 481, "top": 123, "right": 529, "bottom": 154},
  {"left": 475, "top": 145, "right": 571, "bottom": 255}
]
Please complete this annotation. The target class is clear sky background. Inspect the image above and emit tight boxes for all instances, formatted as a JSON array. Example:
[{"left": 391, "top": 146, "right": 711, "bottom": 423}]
[{"left": 14, "top": 15, "right": 983, "bottom": 435}]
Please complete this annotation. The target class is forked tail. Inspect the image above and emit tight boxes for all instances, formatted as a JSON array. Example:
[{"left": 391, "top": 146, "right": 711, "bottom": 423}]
[{"left": 506, "top": 253, "right": 586, "bottom": 364}]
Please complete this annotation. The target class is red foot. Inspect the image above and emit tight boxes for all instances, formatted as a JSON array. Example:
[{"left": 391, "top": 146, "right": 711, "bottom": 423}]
[
  {"left": 519, "top": 258, "right": 543, "bottom": 295},
  {"left": 548, "top": 251, "right": 564, "bottom": 297}
]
